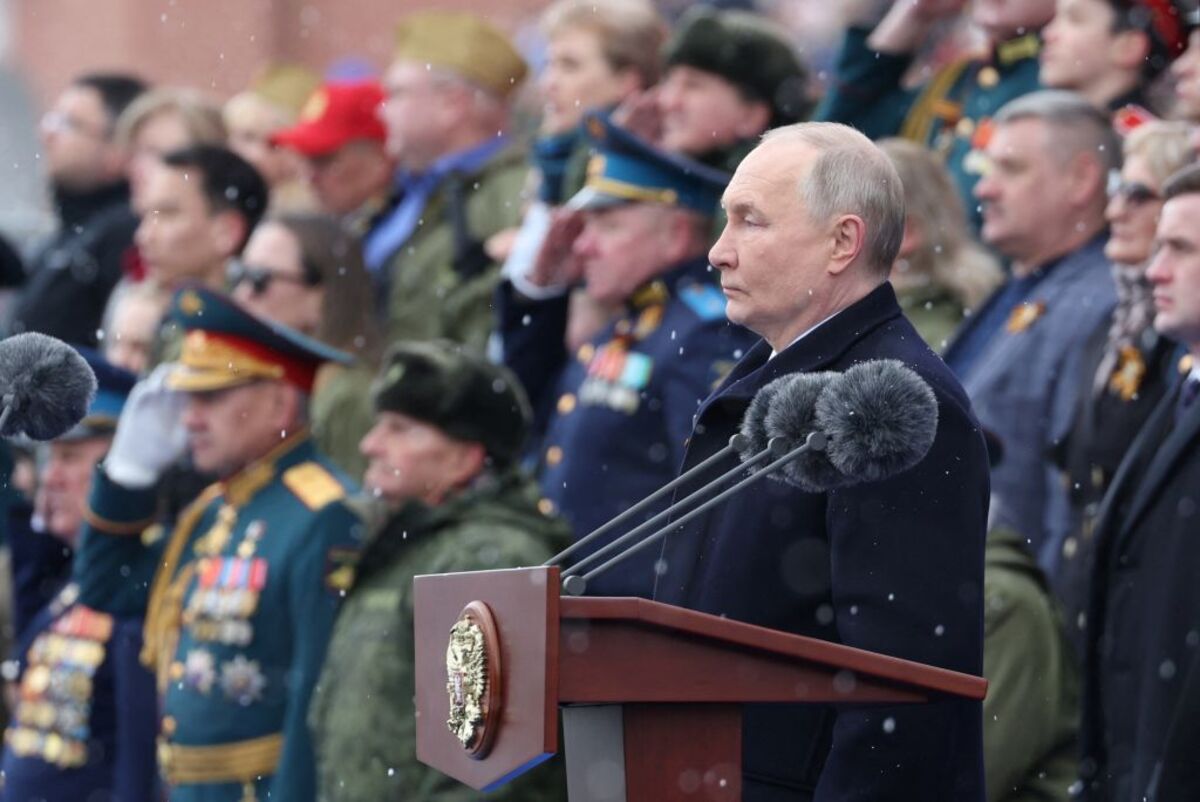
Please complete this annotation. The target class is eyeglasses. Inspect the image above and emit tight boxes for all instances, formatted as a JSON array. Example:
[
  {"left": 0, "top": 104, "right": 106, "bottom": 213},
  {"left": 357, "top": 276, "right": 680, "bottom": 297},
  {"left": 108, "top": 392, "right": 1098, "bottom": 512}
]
[
  {"left": 227, "top": 260, "right": 321, "bottom": 296},
  {"left": 1107, "top": 172, "right": 1161, "bottom": 207},
  {"left": 40, "top": 111, "right": 110, "bottom": 141}
]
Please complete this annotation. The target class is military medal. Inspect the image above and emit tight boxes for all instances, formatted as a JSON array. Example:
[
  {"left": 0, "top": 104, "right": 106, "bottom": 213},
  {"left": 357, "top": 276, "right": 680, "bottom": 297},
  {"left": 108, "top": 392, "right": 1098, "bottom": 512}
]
[
  {"left": 184, "top": 649, "right": 216, "bottom": 694},
  {"left": 220, "top": 655, "right": 266, "bottom": 706},
  {"left": 1108, "top": 345, "right": 1147, "bottom": 401},
  {"left": 1006, "top": 301, "right": 1047, "bottom": 333}
]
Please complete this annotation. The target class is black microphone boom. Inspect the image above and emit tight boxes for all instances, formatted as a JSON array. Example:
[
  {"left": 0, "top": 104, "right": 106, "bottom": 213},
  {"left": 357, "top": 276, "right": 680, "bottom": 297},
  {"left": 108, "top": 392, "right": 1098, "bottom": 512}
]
[
  {"left": 545, "top": 373, "right": 799, "bottom": 569},
  {"left": 0, "top": 333, "right": 97, "bottom": 441}
]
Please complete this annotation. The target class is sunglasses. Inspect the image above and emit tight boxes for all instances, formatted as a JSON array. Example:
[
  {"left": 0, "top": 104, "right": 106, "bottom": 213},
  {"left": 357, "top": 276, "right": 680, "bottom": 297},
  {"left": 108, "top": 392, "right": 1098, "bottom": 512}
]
[
  {"left": 1107, "top": 172, "right": 1161, "bottom": 206},
  {"left": 227, "top": 260, "right": 321, "bottom": 296}
]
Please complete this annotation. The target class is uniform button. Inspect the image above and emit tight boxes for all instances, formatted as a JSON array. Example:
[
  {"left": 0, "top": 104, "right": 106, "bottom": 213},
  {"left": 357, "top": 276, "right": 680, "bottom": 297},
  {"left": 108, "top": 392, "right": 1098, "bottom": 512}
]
[
  {"left": 538, "top": 499, "right": 555, "bottom": 516},
  {"left": 546, "top": 446, "right": 564, "bottom": 466},
  {"left": 955, "top": 117, "right": 975, "bottom": 138},
  {"left": 557, "top": 394, "right": 577, "bottom": 415},
  {"left": 577, "top": 344, "right": 595, "bottom": 363},
  {"left": 169, "top": 662, "right": 185, "bottom": 681},
  {"left": 1062, "top": 537, "right": 1078, "bottom": 560},
  {"left": 162, "top": 716, "right": 177, "bottom": 736},
  {"left": 977, "top": 66, "right": 999, "bottom": 88}
]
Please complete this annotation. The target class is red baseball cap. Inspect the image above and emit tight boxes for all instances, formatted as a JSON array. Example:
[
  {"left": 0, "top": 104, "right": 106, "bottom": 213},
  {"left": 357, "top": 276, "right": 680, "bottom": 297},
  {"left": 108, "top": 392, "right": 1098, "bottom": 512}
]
[{"left": 270, "top": 79, "right": 386, "bottom": 158}]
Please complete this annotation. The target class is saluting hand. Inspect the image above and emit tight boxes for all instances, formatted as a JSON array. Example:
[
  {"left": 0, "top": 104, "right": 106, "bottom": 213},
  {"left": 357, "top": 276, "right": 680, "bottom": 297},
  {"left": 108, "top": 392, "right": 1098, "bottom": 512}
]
[{"left": 104, "top": 364, "right": 189, "bottom": 488}]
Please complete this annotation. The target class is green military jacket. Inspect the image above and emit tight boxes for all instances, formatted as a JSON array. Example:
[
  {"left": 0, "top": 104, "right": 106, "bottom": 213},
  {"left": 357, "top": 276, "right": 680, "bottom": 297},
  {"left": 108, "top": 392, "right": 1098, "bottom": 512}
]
[
  {"left": 983, "top": 528, "right": 1079, "bottom": 802},
  {"left": 75, "top": 432, "right": 363, "bottom": 802},
  {"left": 896, "top": 284, "right": 966, "bottom": 355},
  {"left": 383, "top": 145, "right": 528, "bottom": 353},
  {"left": 311, "top": 362, "right": 377, "bottom": 480},
  {"left": 308, "top": 469, "right": 570, "bottom": 802}
]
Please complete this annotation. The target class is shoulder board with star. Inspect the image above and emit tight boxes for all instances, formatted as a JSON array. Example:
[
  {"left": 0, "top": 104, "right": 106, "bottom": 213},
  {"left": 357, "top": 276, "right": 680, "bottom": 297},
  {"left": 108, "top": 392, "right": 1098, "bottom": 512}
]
[
  {"left": 678, "top": 283, "right": 728, "bottom": 321},
  {"left": 282, "top": 462, "right": 347, "bottom": 510}
]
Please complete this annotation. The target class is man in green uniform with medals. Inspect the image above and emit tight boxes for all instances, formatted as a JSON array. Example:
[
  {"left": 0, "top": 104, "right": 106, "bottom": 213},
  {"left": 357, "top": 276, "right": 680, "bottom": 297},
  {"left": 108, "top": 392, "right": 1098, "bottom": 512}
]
[{"left": 74, "top": 286, "right": 363, "bottom": 801}]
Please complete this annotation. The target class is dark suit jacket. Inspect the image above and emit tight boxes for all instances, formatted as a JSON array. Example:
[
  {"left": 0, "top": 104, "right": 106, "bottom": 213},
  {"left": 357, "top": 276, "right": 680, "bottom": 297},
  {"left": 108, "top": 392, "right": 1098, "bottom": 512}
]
[
  {"left": 1081, "top": 376, "right": 1200, "bottom": 802},
  {"left": 651, "top": 282, "right": 991, "bottom": 801}
]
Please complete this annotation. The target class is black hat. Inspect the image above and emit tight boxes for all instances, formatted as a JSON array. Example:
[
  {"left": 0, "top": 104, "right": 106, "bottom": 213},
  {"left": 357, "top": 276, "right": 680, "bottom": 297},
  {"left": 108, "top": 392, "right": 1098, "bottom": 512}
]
[
  {"left": 371, "top": 341, "right": 531, "bottom": 468},
  {"left": 664, "top": 7, "right": 810, "bottom": 125}
]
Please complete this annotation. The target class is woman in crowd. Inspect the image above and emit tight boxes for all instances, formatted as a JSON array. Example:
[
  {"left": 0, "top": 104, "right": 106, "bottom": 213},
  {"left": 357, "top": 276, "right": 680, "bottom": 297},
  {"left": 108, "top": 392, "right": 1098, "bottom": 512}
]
[
  {"left": 1052, "top": 120, "right": 1195, "bottom": 660},
  {"left": 231, "top": 212, "right": 380, "bottom": 477},
  {"left": 880, "top": 137, "right": 1004, "bottom": 352}
]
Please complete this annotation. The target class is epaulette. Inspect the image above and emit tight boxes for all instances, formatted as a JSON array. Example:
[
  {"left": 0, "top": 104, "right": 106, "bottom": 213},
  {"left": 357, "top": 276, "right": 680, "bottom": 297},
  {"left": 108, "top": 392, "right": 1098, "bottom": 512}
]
[
  {"left": 679, "top": 282, "right": 728, "bottom": 321},
  {"left": 282, "top": 462, "right": 348, "bottom": 510},
  {"left": 900, "top": 55, "right": 974, "bottom": 146}
]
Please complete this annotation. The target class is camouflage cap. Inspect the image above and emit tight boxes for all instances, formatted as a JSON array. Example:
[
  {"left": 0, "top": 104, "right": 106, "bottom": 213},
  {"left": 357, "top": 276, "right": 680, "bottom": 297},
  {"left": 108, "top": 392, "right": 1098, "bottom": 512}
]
[
  {"left": 371, "top": 341, "right": 531, "bottom": 468},
  {"left": 392, "top": 11, "right": 528, "bottom": 100},
  {"left": 248, "top": 63, "right": 322, "bottom": 117},
  {"left": 664, "top": 6, "right": 810, "bottom": 125}
]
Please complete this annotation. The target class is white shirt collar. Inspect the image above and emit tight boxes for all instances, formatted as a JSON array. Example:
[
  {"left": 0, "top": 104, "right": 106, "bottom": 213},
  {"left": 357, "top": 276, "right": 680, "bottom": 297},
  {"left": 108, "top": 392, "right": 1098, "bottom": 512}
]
[{"left": 767, "top": 311, "right": 841, "bottom": 361}]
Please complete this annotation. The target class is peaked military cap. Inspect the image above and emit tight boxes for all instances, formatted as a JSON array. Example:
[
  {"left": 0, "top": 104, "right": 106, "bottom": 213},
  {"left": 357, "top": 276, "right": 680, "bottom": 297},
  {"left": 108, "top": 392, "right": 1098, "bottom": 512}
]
[
  {"left": 392, "top": 11, "right": 528, "bottom": 100},
  {"left": 58, "top": 348, "right": 136, "bottom": 441},
  {"left": 167, "top": 286, "right": 350, "bottom": 394},
  {"left": 371, "top": 340, "right": 531, "bottom": 468},
  {"left": 664, "top": 6, "right": 810, "bottom": 124},
  {"left": 567, "top": 112, "right": 730, "bottom": 215}
]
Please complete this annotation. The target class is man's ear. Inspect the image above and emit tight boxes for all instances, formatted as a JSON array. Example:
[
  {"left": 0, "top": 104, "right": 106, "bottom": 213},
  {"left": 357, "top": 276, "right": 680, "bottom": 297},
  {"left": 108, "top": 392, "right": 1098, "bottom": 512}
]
[
  {"left": 1068, "top": 151, "right": 1107, "bottom": 208},
  {"left": 734, "top": 99, "right": 772, "bottom": 140},
  {"left": 211, "top": 210, "right": 248, "bottom": 260},
  {"left": 448, "top": 442, "right": 487, "bottom": 488},
  {"left": 828, "top": 214, "right": 867, "bottom": 274},
  {"left": 1110, "top": 29, "right": 1151, "bottom": 72}
]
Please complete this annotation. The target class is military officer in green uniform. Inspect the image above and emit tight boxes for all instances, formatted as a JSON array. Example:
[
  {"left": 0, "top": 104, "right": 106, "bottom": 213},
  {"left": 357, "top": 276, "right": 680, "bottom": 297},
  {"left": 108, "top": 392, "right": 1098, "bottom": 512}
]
[
  {"left": 73, "top": 286, "right": 363, "bottom": 801},
  {"left": 308, "top": 341, "right": 569, "bottom": 801},
  {"left": 366, "top": 11, "right": 531, "bottom": 352},
  {"left": 816, "top": 0, "right": 1053, "bottom": 228}
]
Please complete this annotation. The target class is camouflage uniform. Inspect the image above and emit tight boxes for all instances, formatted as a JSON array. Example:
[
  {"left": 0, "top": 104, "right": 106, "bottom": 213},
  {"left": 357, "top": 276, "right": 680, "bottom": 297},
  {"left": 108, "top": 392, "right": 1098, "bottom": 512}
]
[{"left": 308, "top": 473, "right": 569, "bottom": 802}]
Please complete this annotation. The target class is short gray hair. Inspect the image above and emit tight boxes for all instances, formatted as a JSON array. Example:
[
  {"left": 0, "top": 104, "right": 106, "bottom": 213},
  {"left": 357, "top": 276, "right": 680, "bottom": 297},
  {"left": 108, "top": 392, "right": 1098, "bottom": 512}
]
[
  {"left": 760, "top": 122, "right": 905, "bottom": 275},
  {"left": 993, "top": 90, "right": 1121, "bottom": 174}
]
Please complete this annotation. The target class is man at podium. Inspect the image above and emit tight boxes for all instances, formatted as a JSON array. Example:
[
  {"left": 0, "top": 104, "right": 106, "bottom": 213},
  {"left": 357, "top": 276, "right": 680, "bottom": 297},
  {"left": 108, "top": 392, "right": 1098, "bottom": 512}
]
[{"left": 647, "top": 123, "right": 991, "bottom": 800}]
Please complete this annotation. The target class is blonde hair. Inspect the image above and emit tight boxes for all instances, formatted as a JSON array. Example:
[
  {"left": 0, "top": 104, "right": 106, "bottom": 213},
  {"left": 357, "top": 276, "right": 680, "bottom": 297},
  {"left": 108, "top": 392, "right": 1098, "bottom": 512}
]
[
  {"left": 880, "top": 138, "right": 1004, "bottom": 309},
  {"left": 1123, "top": 121, "right": 1196, "bottom": 186},
  {"left": 540, "top": 0, "right": 667, "bottom": 88},
  {"left": 115, "top": 88, "right": 226, "bottom": 149}
]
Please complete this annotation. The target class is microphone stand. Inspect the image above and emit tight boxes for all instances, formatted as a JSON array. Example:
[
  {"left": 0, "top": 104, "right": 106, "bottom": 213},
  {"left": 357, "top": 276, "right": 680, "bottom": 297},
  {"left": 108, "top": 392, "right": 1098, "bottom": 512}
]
[
  {"left": 560, "top": 436, "right": 791, "bottom": 580},
  {"left": 546, "top": 433, "right": 751, "bottom": 567},
  {"left": 562, "top": 431, "right": 827, "bottom": 596}
]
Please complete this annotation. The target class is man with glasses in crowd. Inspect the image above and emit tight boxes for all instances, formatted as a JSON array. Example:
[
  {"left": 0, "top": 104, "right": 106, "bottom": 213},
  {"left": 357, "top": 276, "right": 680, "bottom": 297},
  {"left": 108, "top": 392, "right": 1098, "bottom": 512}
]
[{"left": 9, "top": 73, "right": 147, "bottom": 348}]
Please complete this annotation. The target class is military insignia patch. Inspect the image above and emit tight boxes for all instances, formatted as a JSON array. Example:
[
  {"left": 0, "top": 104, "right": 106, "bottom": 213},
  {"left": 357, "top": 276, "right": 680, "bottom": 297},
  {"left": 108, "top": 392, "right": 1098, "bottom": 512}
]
[
  {"left": 220, "top": 655, "right": 266, "bottom": 706},
  {"left": 178, "top": 290, "right": 204, "bottom": 316},
  {"left": 679, "top": 282, "right": 728, "bottom": 321},
  {"left": 283, "top": 462, "right": 347, "bottom": 510},
  {"left": 324, "top": 547, "right": 359, "bottom": 594},
  {"left": 1005, "top": 301, "right": 1047, "bottom": 334}
]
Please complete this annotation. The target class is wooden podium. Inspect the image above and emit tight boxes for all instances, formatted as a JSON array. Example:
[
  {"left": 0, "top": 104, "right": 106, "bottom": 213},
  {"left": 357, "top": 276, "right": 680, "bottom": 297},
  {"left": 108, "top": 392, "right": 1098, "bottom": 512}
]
[{"left": 414, "top": 566, "right": 986, "bottom": 801}]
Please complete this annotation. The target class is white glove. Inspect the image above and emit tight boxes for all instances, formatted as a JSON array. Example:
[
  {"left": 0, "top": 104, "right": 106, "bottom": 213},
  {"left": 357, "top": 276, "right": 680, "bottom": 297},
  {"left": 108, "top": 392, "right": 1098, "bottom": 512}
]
[{"left": 104, "top": 364, "right": 189, "bottom": 488}]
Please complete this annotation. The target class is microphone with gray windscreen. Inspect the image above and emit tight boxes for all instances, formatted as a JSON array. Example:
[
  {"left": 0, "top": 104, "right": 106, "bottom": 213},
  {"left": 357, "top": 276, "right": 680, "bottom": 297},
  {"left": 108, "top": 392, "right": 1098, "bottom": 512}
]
[{"left": 0, "top": 333, "right": 98, "bottom": 441}]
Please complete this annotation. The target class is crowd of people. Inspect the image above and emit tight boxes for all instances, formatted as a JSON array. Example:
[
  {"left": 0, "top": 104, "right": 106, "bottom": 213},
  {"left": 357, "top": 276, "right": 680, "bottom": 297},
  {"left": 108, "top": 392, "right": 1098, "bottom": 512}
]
[{"left": 0, "top": 0, "right": 1199, "bottom": 800}]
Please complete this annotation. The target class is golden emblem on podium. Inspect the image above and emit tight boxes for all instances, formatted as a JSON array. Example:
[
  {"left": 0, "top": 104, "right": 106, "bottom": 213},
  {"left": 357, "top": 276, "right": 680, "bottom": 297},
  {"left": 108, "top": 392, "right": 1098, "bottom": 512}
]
[{"left": 445, "top": 601, "right": 502, "bottom": 758}]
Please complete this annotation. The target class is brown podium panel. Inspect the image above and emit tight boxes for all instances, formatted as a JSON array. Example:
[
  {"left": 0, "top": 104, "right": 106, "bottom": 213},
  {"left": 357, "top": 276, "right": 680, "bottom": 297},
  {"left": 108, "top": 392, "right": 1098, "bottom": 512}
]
[
  {"left": 413, "top": 566, "right": 560, "bottom": 791},
  {"left": 558, "top": 597, "right": 986, "bottom": 704},
  {"left": 414, "top": 566, "right": 987, "bottom": 799}
]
